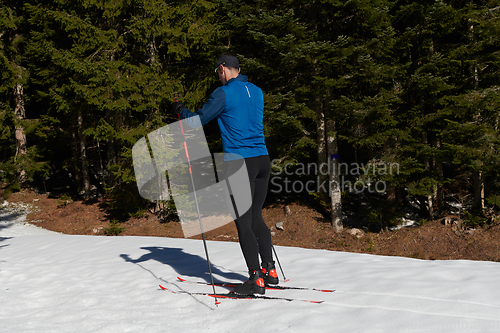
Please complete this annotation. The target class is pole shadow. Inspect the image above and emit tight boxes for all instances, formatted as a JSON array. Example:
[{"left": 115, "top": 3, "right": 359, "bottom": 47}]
[
  {"left": 0, "top": 210, "right": 23, "bottom": 240},
  {"left": 0, "top": 212, "right": 24, "bottom": 222},
  {"left": 120, "top": 246, "right": 246, "bottom": 283},
  {"left": 0, "top": 224, "right": 13, "bottom": 232},
  {"left": 0, "top": 224, "right": 14, "bottom": 247}
]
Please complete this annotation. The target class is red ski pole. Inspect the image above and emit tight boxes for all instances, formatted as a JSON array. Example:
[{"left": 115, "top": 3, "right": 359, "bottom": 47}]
[{"left": 176, "top": 99, "right": 220, "bottom": 306}]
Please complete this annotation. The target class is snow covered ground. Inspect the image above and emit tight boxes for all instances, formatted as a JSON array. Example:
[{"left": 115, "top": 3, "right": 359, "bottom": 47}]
[{"left": 1, "top": 201, "right": 500, "bottom": 333}]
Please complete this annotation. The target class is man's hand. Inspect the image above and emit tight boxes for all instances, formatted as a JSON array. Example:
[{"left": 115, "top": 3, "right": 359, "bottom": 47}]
[{"left": 171, "top": 100, "right": 186, "bottom": 115}]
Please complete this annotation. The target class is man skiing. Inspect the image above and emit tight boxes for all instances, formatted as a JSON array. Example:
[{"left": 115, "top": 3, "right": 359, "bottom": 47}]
[{"left": 172, "top": 53, "right": 278, "bottom": 295}]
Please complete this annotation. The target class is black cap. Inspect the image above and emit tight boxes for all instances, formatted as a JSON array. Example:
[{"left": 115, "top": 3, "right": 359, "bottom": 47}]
[{"left": 215, "top": 54, "right": 239, "bottom": 72}]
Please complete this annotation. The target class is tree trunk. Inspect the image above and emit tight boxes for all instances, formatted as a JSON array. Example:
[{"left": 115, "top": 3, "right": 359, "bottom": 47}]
[
  {"left": 327, "top": 119, "right": 342, "bottom": 232},
  {"left": 383, "top": 139, "right": 399, "bottom": 223},
  {"left": 316, "top": 108, "right": 328, "bottom": 201},
  {"left": 13, "top": 83, "right": 27, "bottom": 182},
  {"left": 432, "top": 137, "right": 444, "bottom": 213},
  {"left": 473, "top": 171, "right": 485, "bottom": 211},
  {"left": 77, "top": 109, "right": 91, "bottom": 199},
  {"left": 469, "top": 19, "right": 485, "bottom": 213},
  {"left": 71, "top": 132, "right": 82, "bottom": 193},
  {"left": 421, "top": 132, "right": 434, "bottom": 217},
  {"left": 104, "top": 108, "right": 117, "bottom": 185}
]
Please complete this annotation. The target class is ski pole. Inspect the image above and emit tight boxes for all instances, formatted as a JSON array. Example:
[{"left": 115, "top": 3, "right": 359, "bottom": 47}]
[
  {"left": 272, "top": 244, "right": 289, "bottom": 282},
  {"left": 176, "top": 105, "right": 220, "bottom": 306}
]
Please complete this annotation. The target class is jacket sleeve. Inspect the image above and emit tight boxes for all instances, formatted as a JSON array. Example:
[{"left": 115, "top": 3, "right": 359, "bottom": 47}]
[{"left": 178, "top": 88, "right": 226, "bottom": 128}]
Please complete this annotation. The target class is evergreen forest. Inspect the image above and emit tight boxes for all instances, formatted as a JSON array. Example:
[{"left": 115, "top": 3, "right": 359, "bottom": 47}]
[{"left": 2, "top": 0, "right": 500, "bottom": 230}]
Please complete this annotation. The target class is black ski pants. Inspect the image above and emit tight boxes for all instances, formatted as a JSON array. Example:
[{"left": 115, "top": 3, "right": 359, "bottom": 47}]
[{"left": 230, "top": 155, "right": 273, "bottom": 273}]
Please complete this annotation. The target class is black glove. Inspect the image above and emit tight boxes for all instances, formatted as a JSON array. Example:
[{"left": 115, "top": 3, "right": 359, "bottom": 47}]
[{"left": 171, "top": 100, "right": 186, "bottom": 115}]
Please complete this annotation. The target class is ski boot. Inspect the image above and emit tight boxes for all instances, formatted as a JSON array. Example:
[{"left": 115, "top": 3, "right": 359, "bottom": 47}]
[
  {"left": 261, "top": 261, "right": 279, "bottom": 285},
  {"left": 234, "top": 270, "right": 265, "bottom": 295}
]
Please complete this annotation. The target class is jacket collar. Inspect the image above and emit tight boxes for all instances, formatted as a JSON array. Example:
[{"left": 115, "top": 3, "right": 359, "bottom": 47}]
[{"left": 226, "top": 74, "right": 248, "bottom": 85}]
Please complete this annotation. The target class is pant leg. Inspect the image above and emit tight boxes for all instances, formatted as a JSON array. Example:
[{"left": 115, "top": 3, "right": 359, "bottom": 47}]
[
  {"left": 232, "top": 155, "right": 273, "bottom": 272},
  {"left": 250, "top": 156, "right": 273, "bottom": 263}
]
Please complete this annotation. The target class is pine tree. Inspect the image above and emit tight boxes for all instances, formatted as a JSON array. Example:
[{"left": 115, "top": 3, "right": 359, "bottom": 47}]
[
  {"left": 0, "top": 1, "right": 35, "bottom": 188},
  {"left": 380, "top": 0, "right": 465, "bottom": 218},
  {"left": 23, "top": 0, "right": 222, "bottom": 213},
  {"left": 438, "top": 2, "right": 500, "bottom": 214},
  {"left": 220, "top": 0, "right": 400, "bottom": 230},
  {"left": 390, "top": 0, "right": 500, "bottom": 219}
]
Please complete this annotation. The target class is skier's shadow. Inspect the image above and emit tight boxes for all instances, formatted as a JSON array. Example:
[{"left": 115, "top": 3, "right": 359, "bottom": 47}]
[{"left": 120, "top": 247, "right": 246, "bottom": 283}]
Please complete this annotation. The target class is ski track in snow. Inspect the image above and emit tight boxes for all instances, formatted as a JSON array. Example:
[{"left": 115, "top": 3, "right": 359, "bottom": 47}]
[{"left": 1, "top": 202, "right": 500, "bottom": 333}]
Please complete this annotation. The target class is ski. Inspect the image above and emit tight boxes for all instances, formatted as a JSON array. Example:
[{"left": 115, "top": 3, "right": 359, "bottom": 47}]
[
  {"left": 176, "top": 276, "right": 335, "bottom": 293},
  {"left": 159, "top": 285, "right": 324, "bottom": 303}
]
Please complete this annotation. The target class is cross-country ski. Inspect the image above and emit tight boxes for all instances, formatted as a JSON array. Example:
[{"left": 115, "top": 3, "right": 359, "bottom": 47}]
[
  {"left": 159, "top": 285, "right": 324, "bottom": 303},
  {"left": 176, "top": 276, "right": 335, "bottom": 293}
]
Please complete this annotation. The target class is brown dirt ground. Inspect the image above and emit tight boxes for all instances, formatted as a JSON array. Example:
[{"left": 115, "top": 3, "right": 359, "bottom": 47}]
[{"left": 5, "top": 189, "right": 500, "bottom": 262}]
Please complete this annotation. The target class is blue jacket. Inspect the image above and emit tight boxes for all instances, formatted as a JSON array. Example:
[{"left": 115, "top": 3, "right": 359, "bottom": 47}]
[{"left": 178, "top": 74, "right": 268, "bottom": 159}]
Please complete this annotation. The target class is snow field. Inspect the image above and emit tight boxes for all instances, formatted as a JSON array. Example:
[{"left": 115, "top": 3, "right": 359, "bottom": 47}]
[{"left": 1, "top": 204, "right": 500, "bottom": 333}]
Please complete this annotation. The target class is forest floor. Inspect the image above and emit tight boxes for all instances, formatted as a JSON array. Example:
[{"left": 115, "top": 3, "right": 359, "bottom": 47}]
[{"left": 5, "top": 189, "right": 500, "bottom": 262}]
